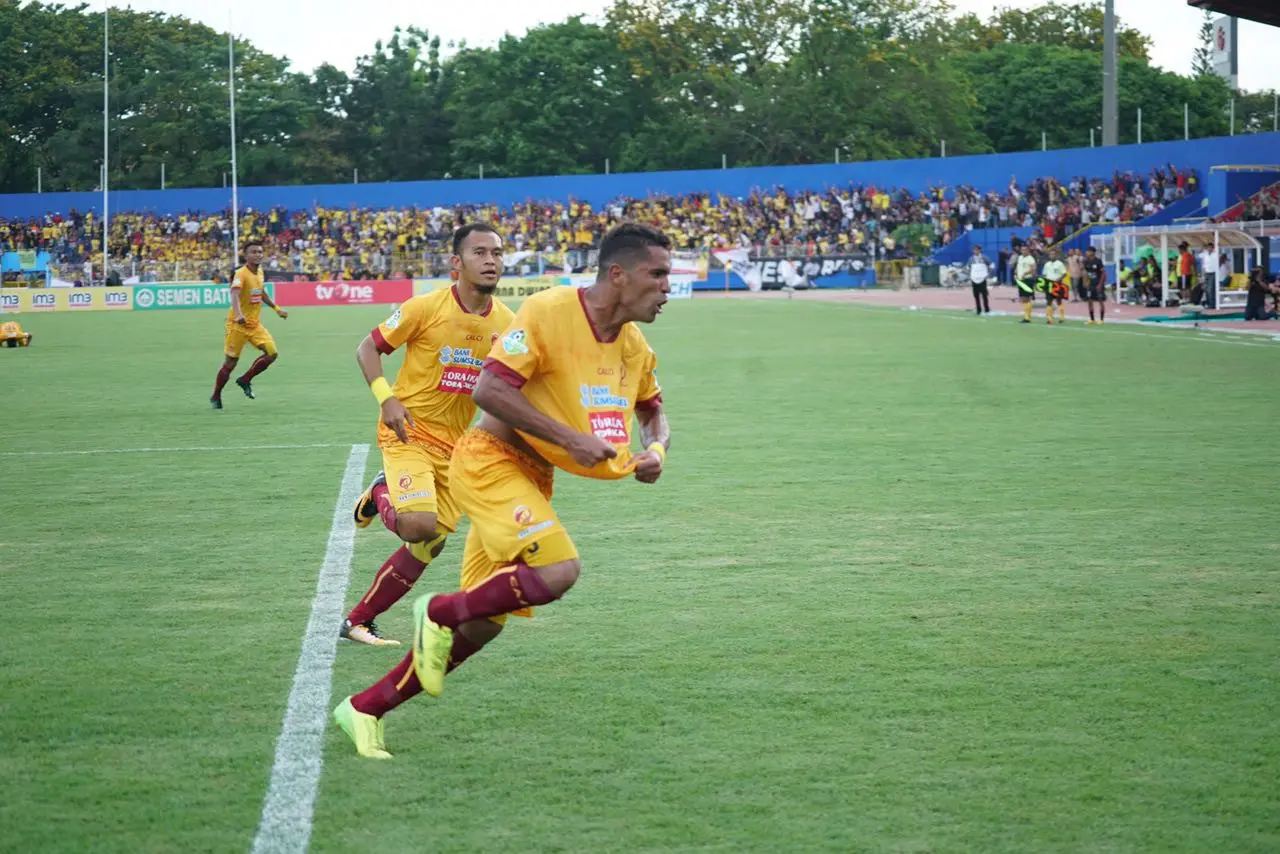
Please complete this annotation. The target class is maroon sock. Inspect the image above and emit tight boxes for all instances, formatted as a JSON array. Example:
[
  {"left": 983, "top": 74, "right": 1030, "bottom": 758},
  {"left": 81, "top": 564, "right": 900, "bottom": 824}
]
[
  {"left": 447, "top": 631, "right": 484, "bottom": 674},
  {"left": 349, "top": 633, "right": 488, "bottom": 718},
  {"left": 374, "top": 483, "right": 397, "bottom": 534},
  {"left": 427, "top": 562, "right": 559, "bottom": 628},
  {"left": 237, "top": 353, "right": 275, "bottom": 383},
  {"left": 351, "top": 652, "right": 420, "bottom": 718},
  {"left": 346, "top": 546, "right": 427, "bottom": 626},
  {"left": 212, "top": 364, "right": 233, "bottom": 398}
]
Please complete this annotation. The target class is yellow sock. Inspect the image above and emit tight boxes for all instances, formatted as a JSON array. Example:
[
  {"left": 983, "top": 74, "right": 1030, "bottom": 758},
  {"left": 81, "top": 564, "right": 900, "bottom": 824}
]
[
  {"left": 1058, "top": 305, "right": 1066, "bottom": 322},
  {"left": 406, "top": 533, "right": 448, "bottom": 563},
  {"left": 1023, "top": 301, "right": 1033, "bottom": 320}
]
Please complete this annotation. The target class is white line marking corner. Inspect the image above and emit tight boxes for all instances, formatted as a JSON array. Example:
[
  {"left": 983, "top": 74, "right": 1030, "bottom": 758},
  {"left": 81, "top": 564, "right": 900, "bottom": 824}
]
[{"left": 250, "top": 443, "right": 369, "bottom": 854}]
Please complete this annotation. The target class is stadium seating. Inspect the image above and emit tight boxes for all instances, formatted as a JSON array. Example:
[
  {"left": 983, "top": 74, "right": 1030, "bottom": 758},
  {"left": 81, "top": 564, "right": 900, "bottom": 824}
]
[{"left": 0, "top": 168, "right": 1197, "bottom": 284}]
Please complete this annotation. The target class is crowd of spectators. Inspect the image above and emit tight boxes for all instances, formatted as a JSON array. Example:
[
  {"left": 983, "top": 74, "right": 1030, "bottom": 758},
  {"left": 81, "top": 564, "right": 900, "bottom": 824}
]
[
  {"left": 1216, "top": 181, "right": 1280, "bottom": 223},
  {"left": 0, "top": 165, "right": 1196, "bottom": 282}
]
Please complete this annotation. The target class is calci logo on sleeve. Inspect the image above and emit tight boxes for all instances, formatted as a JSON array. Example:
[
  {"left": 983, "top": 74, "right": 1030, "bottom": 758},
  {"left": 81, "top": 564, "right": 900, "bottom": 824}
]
[{"left": 580, "top": 383, "right": 630, "bottom": 443}]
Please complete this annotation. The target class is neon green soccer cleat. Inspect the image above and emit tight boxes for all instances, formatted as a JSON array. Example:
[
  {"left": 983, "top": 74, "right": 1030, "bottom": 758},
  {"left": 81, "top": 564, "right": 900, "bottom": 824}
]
[
  {"left": 412, "top": 594, "right": 453, "bottom": 698},
  {"left": 333, "top": 696, "right": 392, "bottom": 759}
]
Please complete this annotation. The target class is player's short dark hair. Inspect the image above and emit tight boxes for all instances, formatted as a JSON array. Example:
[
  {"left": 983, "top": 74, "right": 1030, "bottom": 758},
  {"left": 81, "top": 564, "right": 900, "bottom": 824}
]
[
  {"left": 598, "top": 222, "right": 672, "bottom": 273},
  {"left": 452, "top": 223, "right": 501, "bottom": 256},
  {"left": 1086, "top": 246, "right": 1097, "bottom": 253},
  {"left": 244, "top": 239, "right": 264, "bottom": 252}
]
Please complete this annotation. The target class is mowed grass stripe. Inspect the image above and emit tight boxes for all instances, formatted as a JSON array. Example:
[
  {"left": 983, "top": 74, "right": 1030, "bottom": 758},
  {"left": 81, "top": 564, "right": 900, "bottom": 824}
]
[{"left": 0, "top": 300, "right": 1274, "bottom": 854}]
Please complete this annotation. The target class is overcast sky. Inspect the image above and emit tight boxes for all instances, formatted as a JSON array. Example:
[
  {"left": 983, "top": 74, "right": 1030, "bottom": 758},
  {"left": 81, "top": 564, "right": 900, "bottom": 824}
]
[{"left": 112, "top": 0, "right": 1280, "bottom": 91}]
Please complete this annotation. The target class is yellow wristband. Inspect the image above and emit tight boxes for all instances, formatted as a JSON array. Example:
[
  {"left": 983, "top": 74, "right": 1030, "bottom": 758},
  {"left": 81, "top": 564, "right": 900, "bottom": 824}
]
[
  {"left": 646, "top": 442, "right": 666, "bottom": 462},
  {"left": 370, "top": 377, "right": 395, "bottom": 405}
]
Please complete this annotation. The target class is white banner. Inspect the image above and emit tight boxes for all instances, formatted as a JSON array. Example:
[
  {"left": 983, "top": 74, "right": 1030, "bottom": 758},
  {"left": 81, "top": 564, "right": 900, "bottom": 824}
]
[
  {"left": 669, "top": 274, "right": 694, "bottom": 300},
  {"left": 713, "top": 248, "right": 761, "bottom": 291}
]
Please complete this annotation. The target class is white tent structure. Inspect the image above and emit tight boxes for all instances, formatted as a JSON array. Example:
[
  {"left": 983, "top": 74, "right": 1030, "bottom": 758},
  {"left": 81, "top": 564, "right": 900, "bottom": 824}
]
[{"left": 1099, "top": 219, "right": 1279, "bottom": 308}]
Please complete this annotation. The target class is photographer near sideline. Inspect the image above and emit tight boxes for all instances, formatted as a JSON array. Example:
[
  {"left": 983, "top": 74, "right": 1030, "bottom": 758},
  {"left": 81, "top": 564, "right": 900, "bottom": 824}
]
[
  {"left": 966, "top": 245, "right": 992, "bottom": 315},
  {"left": 1244, "top": 267, "right": 1278, "bottom": 322}
]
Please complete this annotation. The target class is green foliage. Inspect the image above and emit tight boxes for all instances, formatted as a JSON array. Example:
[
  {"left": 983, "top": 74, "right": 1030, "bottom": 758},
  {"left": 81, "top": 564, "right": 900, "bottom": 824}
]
[
  {"left": 447, "top": 18, "right": 638, "bottom": 178},
  {"left": 1192, "top": 11, "right": 1215, "bottom": 78},
  {"left": 891, "top": 222, "right": 936, "bottom": 258},
  {"left": 954, "top": 44, "right": 1236, "bottom": 151},
  {"left": 944, "top": 2, "right": 1151, "bottom": 61},
  {"left": 343, "top": 27, "right": 453, "bottom": 182},
  {"left": 0, "top": 0, "right": 1271, "bottom": 193}
]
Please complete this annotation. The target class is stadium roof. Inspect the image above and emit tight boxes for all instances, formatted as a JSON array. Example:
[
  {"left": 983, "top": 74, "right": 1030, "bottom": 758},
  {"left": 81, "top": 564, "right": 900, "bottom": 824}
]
[
  {"left": 1114, "top": 220, "right": 1280, "bottom": 253},
  {"left": 1187, "top": 0, "right": 1280, "bottom": 28}
]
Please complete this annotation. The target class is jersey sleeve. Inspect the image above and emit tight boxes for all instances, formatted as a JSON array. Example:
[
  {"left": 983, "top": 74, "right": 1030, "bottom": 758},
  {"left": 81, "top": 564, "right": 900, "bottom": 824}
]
[
  {"left": 372, "top": 297, "right": 427, "bottom": 354},
  {"left": 231, "top": 270, "right": 246, "bottom": 289},
  {"left": 482, "top": 300, "right": 544, "bottom": 388},
  {"left": 636, "top": 348, "right": 662, "bottom": 411}
]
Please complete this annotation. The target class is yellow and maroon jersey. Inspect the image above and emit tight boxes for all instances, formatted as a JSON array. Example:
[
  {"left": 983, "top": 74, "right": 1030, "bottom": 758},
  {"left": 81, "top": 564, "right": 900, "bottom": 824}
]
[
  {"left": 372, "top": 285, "right": 515, "bottom": 450},
  {"left": 227, "top": 265, "right": 268, "bottom": 325},
  {"left": 483, "top": 286, "right": 662, "bottom": 480}
]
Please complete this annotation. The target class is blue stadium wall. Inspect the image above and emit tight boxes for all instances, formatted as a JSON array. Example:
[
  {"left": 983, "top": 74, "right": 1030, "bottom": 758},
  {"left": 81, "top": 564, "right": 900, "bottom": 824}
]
[
  {"left": 2, "top": 133, "right": 1277, "bottom": 219},
  {"left": 1205, "top": 166, "right": 1280, "bottom": 214}
]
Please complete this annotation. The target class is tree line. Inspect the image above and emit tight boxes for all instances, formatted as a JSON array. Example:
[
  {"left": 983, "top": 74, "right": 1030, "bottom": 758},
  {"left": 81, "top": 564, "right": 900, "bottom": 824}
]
[{"left": 1, "top": 0, "right": 1274, "bottom": 194}]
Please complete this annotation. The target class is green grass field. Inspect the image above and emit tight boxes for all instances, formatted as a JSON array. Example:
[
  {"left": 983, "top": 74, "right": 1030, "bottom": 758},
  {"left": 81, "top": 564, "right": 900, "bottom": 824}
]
[{"left": 1, "top": 298, "right": 1277, "bottom": 853}]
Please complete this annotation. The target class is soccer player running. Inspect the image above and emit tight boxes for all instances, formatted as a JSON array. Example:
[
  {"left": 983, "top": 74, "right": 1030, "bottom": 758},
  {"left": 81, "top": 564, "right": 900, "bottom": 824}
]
[
  {"left": 1082, "top": 246, "right": 1108, "bottom": 325},
  {"left": 341, "top": 224, "right": 515, "bottom": 646},
  {"left": 210, "top": 240, "right": 287, "bottom": 409},
  {"left": 334, "top": 223, "right": 672, "bottom": 759}
]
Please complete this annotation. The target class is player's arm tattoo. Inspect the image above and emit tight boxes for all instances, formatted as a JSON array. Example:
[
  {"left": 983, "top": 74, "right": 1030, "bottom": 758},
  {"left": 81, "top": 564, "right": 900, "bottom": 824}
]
[
  {"left": 473, "top": 369, "right": 578, "bottom": 448},
  {"left": 636, "top": 405, "right": 670, "bottom": 452}
]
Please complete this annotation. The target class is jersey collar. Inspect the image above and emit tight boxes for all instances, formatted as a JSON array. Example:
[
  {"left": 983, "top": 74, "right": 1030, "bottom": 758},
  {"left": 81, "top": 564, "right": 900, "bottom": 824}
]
[
  {"left": 451, "top": 284, "right": 492, "bottom": 317},
  {"left": 577, "top": 287, "right": 618, "bottom": 343}
]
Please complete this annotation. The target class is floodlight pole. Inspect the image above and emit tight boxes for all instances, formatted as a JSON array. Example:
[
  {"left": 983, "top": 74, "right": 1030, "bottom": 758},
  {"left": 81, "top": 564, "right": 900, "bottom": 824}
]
[
  {"left": 1102, "top": 0, "right": 1117, "bottom": 146},
  {"left": 229, "top": 25, "right": 240, "bottom": 271},
  {"left": 103, "top": 5, "right": 110, "bottom": 284}
]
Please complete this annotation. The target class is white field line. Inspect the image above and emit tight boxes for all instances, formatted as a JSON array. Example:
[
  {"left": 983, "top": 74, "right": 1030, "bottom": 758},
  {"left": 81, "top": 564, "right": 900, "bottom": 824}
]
[
  {"left": 0, "top": 442, "right": 349, "bottom": 458},
  {"left": 249, "top": 443, "right": 370, "bottom": 854}
]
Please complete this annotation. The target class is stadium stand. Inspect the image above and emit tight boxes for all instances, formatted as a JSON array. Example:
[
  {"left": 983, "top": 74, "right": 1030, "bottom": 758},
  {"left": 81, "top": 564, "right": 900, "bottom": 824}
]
[{"left": 0, "top": 167, "right": 1197, "bottom": 285}]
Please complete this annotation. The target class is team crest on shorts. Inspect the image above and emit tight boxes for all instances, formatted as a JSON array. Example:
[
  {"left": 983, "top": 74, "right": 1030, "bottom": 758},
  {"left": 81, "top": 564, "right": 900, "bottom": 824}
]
[
  {"left": 512, "top": 505, "right": 533, "bottom": 525},
  {"left": 399, "top": 474, "right": 413, "bottom": 490}
]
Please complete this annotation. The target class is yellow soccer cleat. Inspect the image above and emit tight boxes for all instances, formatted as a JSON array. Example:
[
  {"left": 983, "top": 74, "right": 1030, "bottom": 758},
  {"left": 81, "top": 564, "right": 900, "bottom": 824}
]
[
  {"left": 339, "top": 618, "right": 401, "bottom": 647},
  {"left": 352, "top": 470, "right": 387, "bottom": 529},
  {"left": 412, "top": 594, "right": 453, "bottom": 698},
  {"left": 333, "top": 696, "right": 392, "bottom": 759}
]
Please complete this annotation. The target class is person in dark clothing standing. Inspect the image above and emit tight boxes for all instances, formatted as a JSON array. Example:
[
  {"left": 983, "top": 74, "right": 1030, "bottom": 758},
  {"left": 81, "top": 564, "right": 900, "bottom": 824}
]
[
  {"left": 1082, "top": 247, "right": 1107, "bottom": 325},
  {"left": 1244, "top": 267, "right": 1277, "bottom": 321}
]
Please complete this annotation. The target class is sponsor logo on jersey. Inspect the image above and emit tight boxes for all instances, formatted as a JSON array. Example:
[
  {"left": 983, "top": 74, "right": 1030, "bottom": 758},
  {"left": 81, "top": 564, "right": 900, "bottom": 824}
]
[
  {"left": 502, "top": 329, "right": 528, "bottom": 355},
  {"left": 588, "top": 411, "right": 628, "bottom": 444}
]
